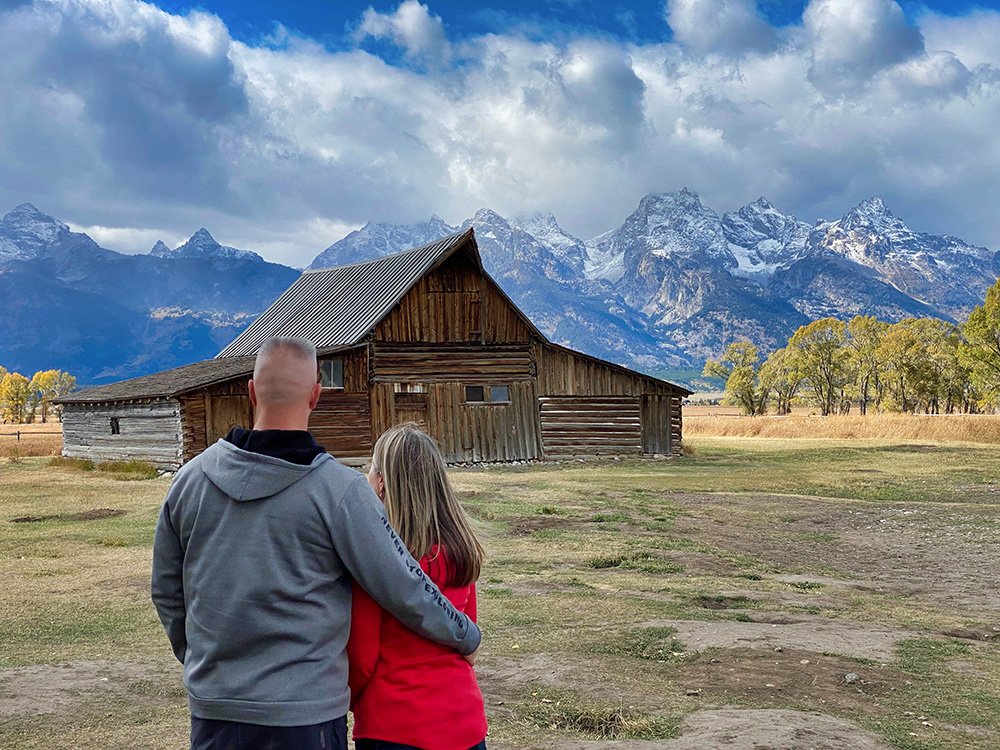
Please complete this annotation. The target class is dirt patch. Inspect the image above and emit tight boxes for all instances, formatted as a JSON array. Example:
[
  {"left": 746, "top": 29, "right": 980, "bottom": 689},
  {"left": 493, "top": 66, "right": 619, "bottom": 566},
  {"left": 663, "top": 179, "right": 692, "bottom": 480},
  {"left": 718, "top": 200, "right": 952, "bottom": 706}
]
[
  {"left": 645, "top": 617, "right": 911, "bottom": 662},
  {"left": 530, "top": 709, "right": 895, "bottom": 750},
  {"left": 10, "top": 508, "right": 126, "bottom": 523},
  {"left": 0, "top": 661, "right": 169, "bottom": 718},
  {"left": 671, "top": 492, "right": 1000, "bottom": 618},
  {"left": 683, "top": 648, "right": 906, "bottom": 716}
]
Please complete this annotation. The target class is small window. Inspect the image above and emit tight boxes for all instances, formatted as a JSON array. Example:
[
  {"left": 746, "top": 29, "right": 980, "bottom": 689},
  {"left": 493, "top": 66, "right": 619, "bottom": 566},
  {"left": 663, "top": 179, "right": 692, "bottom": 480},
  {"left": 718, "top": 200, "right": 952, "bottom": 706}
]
[
  {"left": 464, "top": 384, "right": 511, "bottom": 405},
  {"left": 319, "top": 358, "right": 344, "bottom": 389},
  {"left": 110, "top": 417, "right": 120, "bottom": 435},
  {"left": 490, "top": 385, "right": 510, "bottom": 403}
]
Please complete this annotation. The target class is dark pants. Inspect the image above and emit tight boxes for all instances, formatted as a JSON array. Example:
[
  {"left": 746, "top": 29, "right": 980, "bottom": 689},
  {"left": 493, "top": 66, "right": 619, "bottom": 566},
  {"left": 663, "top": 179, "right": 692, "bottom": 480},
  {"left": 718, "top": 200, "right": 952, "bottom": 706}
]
[
  {"left": 191, "top": 715, "right": 348, "bottom": 750},
  {"left": 355, "top": 741, "right": 486, "bottom": 750}
]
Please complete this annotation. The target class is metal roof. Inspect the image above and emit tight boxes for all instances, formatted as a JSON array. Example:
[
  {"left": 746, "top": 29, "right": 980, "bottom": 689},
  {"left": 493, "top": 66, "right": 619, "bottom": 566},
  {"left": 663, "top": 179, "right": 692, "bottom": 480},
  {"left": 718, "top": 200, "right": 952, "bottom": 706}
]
[
  {"left": 218, "top": 229, "right": 480, "bottom": 358},
  {"left": 55, "top": 356, "right": 256, "bottom": 404}
]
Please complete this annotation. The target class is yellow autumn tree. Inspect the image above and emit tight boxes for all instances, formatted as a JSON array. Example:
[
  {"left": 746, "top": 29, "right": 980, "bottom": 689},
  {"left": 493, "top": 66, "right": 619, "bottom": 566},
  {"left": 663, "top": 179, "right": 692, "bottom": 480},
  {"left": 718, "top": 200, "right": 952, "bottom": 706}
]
[{"left": 0, "top": 372, "right": 31, "bottom": 424}]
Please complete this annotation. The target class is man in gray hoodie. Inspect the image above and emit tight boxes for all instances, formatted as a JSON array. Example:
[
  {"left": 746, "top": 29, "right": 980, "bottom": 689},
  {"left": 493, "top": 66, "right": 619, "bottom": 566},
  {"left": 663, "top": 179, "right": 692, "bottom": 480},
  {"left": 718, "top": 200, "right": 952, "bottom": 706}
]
[{"left": 151, "top": 337, "right": 480, "bottom": 750}]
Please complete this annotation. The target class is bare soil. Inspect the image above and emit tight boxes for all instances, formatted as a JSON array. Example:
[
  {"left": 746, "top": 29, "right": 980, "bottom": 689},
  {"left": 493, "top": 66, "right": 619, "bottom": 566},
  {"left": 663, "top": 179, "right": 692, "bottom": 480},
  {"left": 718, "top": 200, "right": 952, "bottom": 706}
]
[{"left": 540, "top": 708, "right": 896, "bottom": 750}]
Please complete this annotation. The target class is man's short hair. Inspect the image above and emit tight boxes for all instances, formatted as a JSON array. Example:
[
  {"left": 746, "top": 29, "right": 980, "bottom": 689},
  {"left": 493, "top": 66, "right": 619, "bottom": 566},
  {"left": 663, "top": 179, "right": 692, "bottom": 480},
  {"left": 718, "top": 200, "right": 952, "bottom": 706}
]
[{"left": 256, "top": 337, "right": 317, "bottom": 362}]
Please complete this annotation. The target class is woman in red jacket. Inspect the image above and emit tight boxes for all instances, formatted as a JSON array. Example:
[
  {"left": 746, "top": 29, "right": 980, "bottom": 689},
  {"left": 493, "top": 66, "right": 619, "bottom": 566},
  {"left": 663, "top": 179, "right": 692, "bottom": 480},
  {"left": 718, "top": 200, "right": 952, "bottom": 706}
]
[{"left": 349, "top": 422, "right": 488, "bottom": 750}]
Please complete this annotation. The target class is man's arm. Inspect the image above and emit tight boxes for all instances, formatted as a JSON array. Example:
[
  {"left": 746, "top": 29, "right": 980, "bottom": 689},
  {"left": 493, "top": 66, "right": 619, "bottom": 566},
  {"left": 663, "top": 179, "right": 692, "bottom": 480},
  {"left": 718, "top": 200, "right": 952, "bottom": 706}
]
[
  {"left": 150, "top": 496, "right": 187, "bottom": 663},
  {"left": 329, "top": 477, "right": 481, "bottom": 655}
]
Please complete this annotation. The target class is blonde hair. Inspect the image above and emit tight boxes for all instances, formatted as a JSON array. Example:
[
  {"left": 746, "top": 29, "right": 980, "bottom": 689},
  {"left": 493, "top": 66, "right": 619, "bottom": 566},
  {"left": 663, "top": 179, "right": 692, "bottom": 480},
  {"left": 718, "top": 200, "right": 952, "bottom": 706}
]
[{"left": 371, "top": 423, "right": 484, "bottom": 588}]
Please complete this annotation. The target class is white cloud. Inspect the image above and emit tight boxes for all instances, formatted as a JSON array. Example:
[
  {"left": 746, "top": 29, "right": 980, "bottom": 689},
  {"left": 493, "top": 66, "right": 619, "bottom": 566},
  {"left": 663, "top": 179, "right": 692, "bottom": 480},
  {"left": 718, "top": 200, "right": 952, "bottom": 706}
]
[
  {"left": 920, "top": 8, "right": 1000, "bottom": 69},
  {"left": 1, "top": 0, "right": 999, "bottom": 267},
  {"left": 357, "top": 0, "right": 451, "bottom": 69},
  {"left": 804, "top": 0, "right": 924, "bottom": 93},
  {"left": 666, "top": 0, "right": 777, "bottom": 56}
]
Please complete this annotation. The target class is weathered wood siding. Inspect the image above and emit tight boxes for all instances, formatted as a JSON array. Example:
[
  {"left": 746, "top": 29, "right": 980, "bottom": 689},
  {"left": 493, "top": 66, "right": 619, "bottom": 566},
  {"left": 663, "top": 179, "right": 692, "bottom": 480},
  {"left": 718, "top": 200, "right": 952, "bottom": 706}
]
[
  {"left": 482, "top": 277, "right": 534, "bottom": 344},
  {"left": 536, "top": 344, "right": 677, "bottom": 397},
  {"left": 310, "top": 390, "right": 372, "bottom": 461},
  {"left": 333, "top": 347, "right": 369, "bottom": 392},
  {"left": 373, "top": 251, "right": 534, "bottom": 345},
  {"left": 372, "top": 344, "right": 533, "bottom": 383},
  {"left": 641, "top": 394, "right": 678, "bottom": 455},
  {"left": 536, "top": 344, "right": 684, "bottom": 455},
  {"left": 374, "top": 253, "right": 483, "bottom": 343},
  {"left": 370, "top": 379, "right": 541, "bottom": 463},
  {"left": 539, "top": 396, "right": 642, "bottom": 457},
  {"left": 62, "top": 400, "right": 182, "bottom": 468},
  {"left": 180, "top": 378, "right": 253, "bottom": 462}
]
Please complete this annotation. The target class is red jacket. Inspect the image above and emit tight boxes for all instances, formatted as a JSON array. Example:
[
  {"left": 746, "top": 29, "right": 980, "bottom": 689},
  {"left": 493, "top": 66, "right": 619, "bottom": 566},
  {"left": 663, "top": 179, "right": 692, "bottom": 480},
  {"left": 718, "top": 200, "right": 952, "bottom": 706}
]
[{"left": 348, "top": 547, "right": 487, "bottom": 750}]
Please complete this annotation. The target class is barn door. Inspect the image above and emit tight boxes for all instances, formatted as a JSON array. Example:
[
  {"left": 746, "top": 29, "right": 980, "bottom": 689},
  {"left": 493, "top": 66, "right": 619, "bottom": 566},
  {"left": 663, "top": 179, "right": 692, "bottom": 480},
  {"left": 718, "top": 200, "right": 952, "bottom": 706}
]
[
  {"left": 394, "top": 392, "right": 429, "bottom": 432},
  {"left": 641, "top": 395, "right": 671, "bottom": 455},
  {"left": 207, "top": 395, "right": 253, "bottom": 444}
]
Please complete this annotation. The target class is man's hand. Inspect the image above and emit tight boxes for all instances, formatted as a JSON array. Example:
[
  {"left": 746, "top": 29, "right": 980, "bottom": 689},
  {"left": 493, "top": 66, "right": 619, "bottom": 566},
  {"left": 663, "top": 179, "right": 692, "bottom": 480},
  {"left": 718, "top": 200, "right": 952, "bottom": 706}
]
[{"left": 463, "top": 646, "right": 479, "bottom": 666}]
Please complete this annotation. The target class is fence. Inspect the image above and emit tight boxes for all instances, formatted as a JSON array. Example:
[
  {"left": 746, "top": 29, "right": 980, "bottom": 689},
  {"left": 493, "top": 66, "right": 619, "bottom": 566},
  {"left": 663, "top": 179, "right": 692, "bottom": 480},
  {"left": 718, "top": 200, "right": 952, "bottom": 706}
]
[{"left": 0, "top": 431, "right": 62, "bottom": 441}]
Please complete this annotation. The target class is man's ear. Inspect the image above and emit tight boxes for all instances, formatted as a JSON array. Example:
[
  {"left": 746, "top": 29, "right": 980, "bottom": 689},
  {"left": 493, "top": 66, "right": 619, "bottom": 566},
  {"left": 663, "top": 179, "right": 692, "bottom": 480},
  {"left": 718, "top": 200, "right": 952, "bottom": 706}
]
[
  {"left": 308, "top": 382, "right": 322, "bottom": 411},
  {"left": 248, "top": 379, "right": 257, "bottom": 408}
]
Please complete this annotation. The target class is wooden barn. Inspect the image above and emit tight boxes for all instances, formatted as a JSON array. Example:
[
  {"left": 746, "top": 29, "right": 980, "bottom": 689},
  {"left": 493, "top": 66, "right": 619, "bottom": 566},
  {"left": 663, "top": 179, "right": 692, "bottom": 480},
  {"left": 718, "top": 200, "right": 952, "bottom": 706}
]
[{"left": 58, "top": 229, "right": 690, "bottom": 468}]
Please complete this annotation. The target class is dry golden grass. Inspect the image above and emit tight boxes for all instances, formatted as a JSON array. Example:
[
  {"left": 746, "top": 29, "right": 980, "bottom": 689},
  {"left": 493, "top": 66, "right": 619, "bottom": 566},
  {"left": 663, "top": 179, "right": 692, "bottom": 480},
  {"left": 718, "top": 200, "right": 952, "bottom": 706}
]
[
  {"left": 0, "top": 423, "right": 62, "bottom": 460},
  {"left": 686, "top": 412, "right": 1000, "bottom": 444}
]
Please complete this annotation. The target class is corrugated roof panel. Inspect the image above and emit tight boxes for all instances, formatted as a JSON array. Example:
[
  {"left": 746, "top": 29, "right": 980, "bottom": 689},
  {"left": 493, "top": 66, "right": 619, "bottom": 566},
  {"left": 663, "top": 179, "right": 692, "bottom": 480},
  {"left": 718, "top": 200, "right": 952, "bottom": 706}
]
[{"left": 217, "top": 230, "right": 473, "bottom": 358}]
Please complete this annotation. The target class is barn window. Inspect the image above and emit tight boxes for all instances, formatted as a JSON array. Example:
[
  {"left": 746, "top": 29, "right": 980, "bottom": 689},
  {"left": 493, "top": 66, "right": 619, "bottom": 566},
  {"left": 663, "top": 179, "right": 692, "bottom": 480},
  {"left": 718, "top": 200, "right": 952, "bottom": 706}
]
[
  {"left": 110, "top": 417, "right": 120, "bottom": 435},
  {"left": 464, "top": 384, "right": 512, "bottom": 405},
  {"left": 319, "top": 358, "right": 344, "bottom": 389},
  {"left": 490, "top": 385, "right": 510, "bottom": 403}
]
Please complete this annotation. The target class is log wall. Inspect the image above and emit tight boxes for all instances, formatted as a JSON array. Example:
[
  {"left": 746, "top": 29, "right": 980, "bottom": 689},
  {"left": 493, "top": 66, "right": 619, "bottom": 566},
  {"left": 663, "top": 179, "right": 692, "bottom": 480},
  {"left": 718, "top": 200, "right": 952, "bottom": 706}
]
[
  {"left": 62, "top": 400, "right": 183, "bottom": 468},
  {"left": 310, "top": 390, "right": 372, "bottom": 461},
  {"left": 539, "top": 396, "right": 642, "bottom": 457},
  {"left": 372, "top": 344, "right": 533, "bottom": 382}
]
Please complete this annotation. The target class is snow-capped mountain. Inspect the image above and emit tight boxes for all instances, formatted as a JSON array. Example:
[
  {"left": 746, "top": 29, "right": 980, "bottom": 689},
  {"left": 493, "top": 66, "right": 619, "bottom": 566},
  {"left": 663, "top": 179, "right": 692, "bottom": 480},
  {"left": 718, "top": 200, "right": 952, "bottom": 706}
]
[
  {"left": 585, "top": 189, "right": 737, "bottom": 285},
  {"left": 151, "top": 228, "right": 264, "bottom": 262},
  {"left": 0, "top": 205, "right": 297, "bottom": 383},
  {"left": 307, "top": 216, "right": 455, "bottom": 270},
  {"left": 721, "top": 197, "right": 812, "bottom": 278},
  {"left": 510, "top": 213, "right": 587, "bottom": 276},
  {"left": 808, "top": 197, "right": 1000, "bottom": 318},
  {"left": 0, "top": 203, "right": 74, "bottom": 264}
]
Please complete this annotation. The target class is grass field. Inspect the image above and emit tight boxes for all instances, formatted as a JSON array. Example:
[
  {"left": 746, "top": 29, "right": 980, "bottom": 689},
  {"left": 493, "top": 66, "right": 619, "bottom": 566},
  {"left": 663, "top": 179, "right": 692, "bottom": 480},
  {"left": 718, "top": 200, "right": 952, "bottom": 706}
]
[
  {"left": 687, "top": 411, "right": 1000, "bottom": 444},
  {"left": 2, "top": 437, "right": 999, "bottom": 749},
  {"left": 0, "top": 423, "right": 63, "bottom": 461}
]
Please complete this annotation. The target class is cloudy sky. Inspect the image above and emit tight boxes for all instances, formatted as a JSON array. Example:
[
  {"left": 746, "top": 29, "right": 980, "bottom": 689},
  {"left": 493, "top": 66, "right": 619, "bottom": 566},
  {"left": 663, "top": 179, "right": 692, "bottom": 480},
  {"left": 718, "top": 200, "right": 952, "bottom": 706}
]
[{"left": 1, "top": 0, "right": 998, "bottom": 267}]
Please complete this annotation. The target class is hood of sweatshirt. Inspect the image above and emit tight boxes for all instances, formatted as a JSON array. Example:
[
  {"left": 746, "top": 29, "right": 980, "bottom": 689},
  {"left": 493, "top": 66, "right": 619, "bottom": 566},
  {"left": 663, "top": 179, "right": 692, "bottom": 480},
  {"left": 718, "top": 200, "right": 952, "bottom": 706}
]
[{"left": 199, "top": 439, "right": 333, "bottom": 501}]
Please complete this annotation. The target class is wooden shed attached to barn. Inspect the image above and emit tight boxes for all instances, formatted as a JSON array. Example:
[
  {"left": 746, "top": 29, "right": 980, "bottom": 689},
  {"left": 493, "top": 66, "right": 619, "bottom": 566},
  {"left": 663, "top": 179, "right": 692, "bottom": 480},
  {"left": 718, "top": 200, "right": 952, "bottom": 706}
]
[{"left": 59, "top": 229, "right": 690, "bottom": 468}]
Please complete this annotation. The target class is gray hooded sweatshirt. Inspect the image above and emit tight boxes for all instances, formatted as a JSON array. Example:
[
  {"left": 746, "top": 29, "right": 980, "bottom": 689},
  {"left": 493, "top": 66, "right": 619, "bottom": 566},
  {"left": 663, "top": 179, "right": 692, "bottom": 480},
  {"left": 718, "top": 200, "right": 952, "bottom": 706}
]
[{"left": 151, "top": 440, "right": 480, "bottom": 727}]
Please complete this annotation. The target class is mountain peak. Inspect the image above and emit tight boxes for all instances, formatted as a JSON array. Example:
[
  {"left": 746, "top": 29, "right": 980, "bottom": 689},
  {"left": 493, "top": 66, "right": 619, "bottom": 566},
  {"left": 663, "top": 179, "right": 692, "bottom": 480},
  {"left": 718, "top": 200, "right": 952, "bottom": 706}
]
[
  {"left": 2, "top": 202, "right": 67, "bottom": 230},
  {"left": 635, "top": 189, "right": 707, "bottom": 220},
  {"left": 163, "top": 228, "right": 263, "bottom": 262},
  {"left": 0, "top": 202, "right": 71, "bottom": 264},
  {"left": 472, "top": 207, "right": 508, "bottom": 224},
  {"left": 838, "top": 197, "right": 908, "bottom": 235},
  {"left": 188, "top": 227, "right": 217, "bottom": 244}
]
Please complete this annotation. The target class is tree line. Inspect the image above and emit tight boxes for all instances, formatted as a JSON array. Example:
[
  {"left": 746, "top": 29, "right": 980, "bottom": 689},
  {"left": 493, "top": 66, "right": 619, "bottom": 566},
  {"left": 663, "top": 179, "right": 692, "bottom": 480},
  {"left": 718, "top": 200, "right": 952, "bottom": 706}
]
[
  {"left": 0, "top": 367, "right": 77, "bottom": 424},
  {"left": 703, "top": 277, "right": 1000, "bottom": 416}
]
